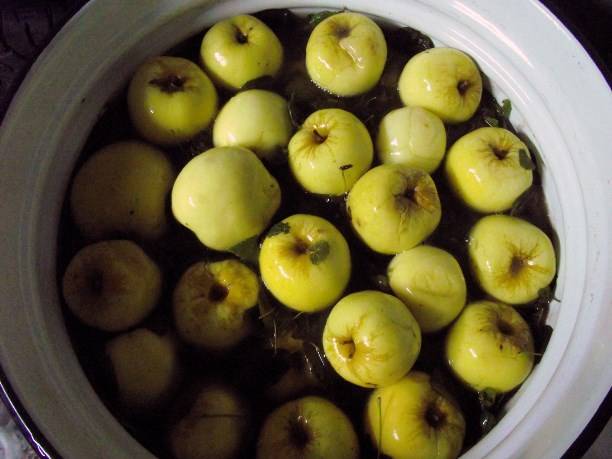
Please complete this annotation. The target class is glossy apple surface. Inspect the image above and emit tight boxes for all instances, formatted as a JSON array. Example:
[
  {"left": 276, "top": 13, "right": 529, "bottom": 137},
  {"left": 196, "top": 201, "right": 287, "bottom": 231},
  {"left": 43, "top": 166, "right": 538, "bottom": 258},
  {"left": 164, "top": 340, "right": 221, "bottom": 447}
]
[
  {"left": 288, "top": 108, "right": 373, "bottom": 195},
  {"left": 323, "top": 290, "right": 421, "bottom": 388},
  {"left": 128, "top": 56, "right": 218, "bottom": 145},
  {"left": 306, "top": 12, "right": 387, "bottom": 96},
  {"left": 259, "top": 214, "right": 350, "bottom": 312},
  {"left": 172, "top": 146, "right": 281, "bottom": 251}
]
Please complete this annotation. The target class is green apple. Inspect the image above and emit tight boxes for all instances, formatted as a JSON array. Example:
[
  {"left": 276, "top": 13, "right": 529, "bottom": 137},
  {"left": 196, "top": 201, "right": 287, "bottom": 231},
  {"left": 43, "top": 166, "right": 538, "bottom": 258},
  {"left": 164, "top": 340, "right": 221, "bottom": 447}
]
[
  {"left": 322, "top": 290, "right": 421, "bottom": 388},
  {"left": 70, "top": 141, "right": 175, "bottom": 241},
  {"left": 445, "top": 301, "right": 535, "bottom": 393},
  {"left": 388, "top": 245, "right": 466, "bottom": 333},
  {"left": 170, "top": 384, "right": 248, "bottom": 459},
  {"left": 347, "top": 164, "right": 441, "bottom": 254},
  {"left": 288, "top": 108, "right": 373, "bottom": 195},
  {"left": 128, "top": 56, "right": 218, "bottom": 145},
  {"left": 365, "top": 371, "right": 466, "bottom": 459},
  {"left": 173, "top": 259, "right": 259, "bottom": 350},
  {"left": 259, "top": 214, "right": 350, "bottom": 313},
  {"left": 256, "top": 396, "right": 359, "bottom": 459},
  {"left": 398, "top": 47, "right": 483, "bottom": 123},
  {"left": 445, "top": 127, "right": 534, "bottom": 213},
  {"left": 201, "top": 15, "right": 283, "bottom": 91},
  {"left": 377, "top": 106, "right": 447, "bottom": 173},
  {"left": 469, "top": 214, "right": 556, "bottom": 304},
  {"left": 213, "top": 89, "right": 293, "bottom": 161},
  {"left": 62, "top": 240, "right": 161, "bottom": 332},
  {"left": 306, "top": 11, "right": 387, "bottom": 96},
  {"left": 106, "top": 328, "right": 179, "bottom": 410},
  {"left": 172, "top": 146, "right": 281, "bottom": 251}
]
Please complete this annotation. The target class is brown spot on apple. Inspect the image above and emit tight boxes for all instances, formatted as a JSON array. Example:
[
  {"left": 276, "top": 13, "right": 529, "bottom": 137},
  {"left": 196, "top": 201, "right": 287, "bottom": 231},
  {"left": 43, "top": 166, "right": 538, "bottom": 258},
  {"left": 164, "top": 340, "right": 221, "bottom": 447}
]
[{"left": 149, "top": 75, "right": 186, "bottom": 93}]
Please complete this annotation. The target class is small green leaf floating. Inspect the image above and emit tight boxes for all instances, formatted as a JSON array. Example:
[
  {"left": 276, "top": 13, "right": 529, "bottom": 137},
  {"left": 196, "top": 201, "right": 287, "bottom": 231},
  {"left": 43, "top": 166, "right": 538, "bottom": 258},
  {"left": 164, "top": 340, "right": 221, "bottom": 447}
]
[
  {"left": 228, "top": 236, "right": 260, "bottom": 266},
  {"left": 267, "top": 221, "right": 291, "bottom": 237},
  {"left": 501, "top": 98, "right": 512, "bottom": 119},
  {"left": 308, "top": 240, "right": 330, "bottom": 265},
  {"left": 484, "top": 116, "right": 499, "bottom": 127},
  {"left": 307, "top": 10, "right": 339, "bottom": 26},
  {"left": 519, "top": 148, "right": 536, "bottom": 170}
]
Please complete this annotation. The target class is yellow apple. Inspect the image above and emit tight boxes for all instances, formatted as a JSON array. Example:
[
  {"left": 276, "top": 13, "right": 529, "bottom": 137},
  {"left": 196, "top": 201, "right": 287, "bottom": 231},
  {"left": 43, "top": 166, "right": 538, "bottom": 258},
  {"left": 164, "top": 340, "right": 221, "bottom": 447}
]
[
  {"left": 398, "top": 47, "right": 482, "bottom": 123},
  {"left": 70, "top": 141, "right": 175, "bottom": 241},
  {"left": 377, "top": 106, "right": 447, "bottom": 173},
  {"left": 201, "top": 15, "right": 283, "bottom": 91},
  {"left": 256, "top": 396, "right": 359, "bottom": 459},
  {"left": 172, "top": 146, "right": 281, "bottom": 251},
  {"left": 62, "top": 240, "right": 161, "bottom": 332},
  {"left": 288, "top": 108, "right": 373, "bottom": 195},
  {"left": 213, "top": 89, "right": 293, "bottom": 161},
  {"left": 322, "top": 290, "right": 421, "bottom": 388},
  {"left": 173, "top": 259, "right": 259, "bottom": 350},
  {"left": 365, "top": 371, "right": 466, "bottom": 459},
  {"left": 306, "top": 11, "right": 387, "bottom": 96},
  {"left": 106, "top": 328, "right": 179, "bottom": 410},
  {"left": 128, "top": 56, "right": 218, "bottom": 145},
  {"left": 347, "top": 164, "right": 441, "bottom": 254},
  {"left": 170, "top": 384, "right": 248, "bottom": 459},
  {"left": 469, "top": 214, "right": 557, "bottom": 304},
  {"left": 445, "top": 301, "right": 535, "bottom": 393},
  {"left": 445, "top": 127, "right": 534, "bottom": 213},
  {"left": 259, "top": 214, "right": 350, "bottom": 313},
  {"left": 388, "top": 245, "right": 466, "bottom": 333}
]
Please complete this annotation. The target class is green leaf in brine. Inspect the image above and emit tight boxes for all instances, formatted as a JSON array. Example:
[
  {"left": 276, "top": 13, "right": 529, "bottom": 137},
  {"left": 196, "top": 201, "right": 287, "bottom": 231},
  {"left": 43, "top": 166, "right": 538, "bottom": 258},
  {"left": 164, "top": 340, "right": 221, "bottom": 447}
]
[
  {"left": 518, "top": 148, "right": 536, "bottom": 170},
  {"left": 228, "top": 236, "right": 260, "bottom": 266},
  {"left": 501, "top": 98, "right": 512, "bottom": 119},
  {"left": 308, "top": 240, "right": 330, "bottom": 265},
  {"left": 267, "top": 221, "right": 291, "bottom": 237},
  {"left": 484, "top": 116, "right": 499, "bottom": 127},
  {"left": 307, "top": 10, "right": 339, "bottom": 26}
]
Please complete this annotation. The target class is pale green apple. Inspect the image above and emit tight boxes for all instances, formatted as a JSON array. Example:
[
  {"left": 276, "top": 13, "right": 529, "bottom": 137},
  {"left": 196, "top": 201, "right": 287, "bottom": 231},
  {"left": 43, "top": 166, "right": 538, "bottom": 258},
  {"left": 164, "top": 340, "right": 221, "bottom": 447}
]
[
  {"left": 445, "top": 301, "right": 535, "bottom": 393},
  {"left": 347, "top": 164, "right": 441, "bottom": 254},
  {"left": 170, "top": 384, "right": 248, "bottom": 459},
  {"left": 469, "top": 215, "right": 556, "bottom": 304},
  {"left": 377, "top": 106, "right": 447, "bottom": 173},
  {"left": 306, "top": 11, "right": 387, "bottom": 96},
  {"left": 259, "top": 214, "right": 350, "bottom": 313},
  {"left": 128, "top": 56, "right": 218, "bottom": 145},
  {"left": 322, "top": 290, "right": 421, "bottom": 388},
  {"left": 172, "top": 146, "right": 281, "bottom": 251},
  {"left": 445, "top": 127, "right": 534, "bottom": 213},
  {"left": 201, "top": 15, "right": 283, "bottom": 91},
  {"left": 288, "top": 108, "right": 373, "bottom": 195},
  {"left": 62, "top": 240, "right": 161, "bottom": 332},
  {"left": 70, "top": 141, "right": 175, "bottom": 241},
  {"left": 365, "top": 371, "right": 466, "bottom": 459},
  {"left": 106, "top": 328, "right": 179, "bottom": 410},
  {"left": 256, "top": 396, "right": 359, "bottom": 459},
  {"left": 398, "top": 47, "right": 483, "bottom": 124},
  {"left": 388, "top": 245, "right": 466, "bottom": 333},
  {"left": 173, "top": 259, "right": 259, "bottom": 350},
  {"left": 213, "top": 89, "right": 292, "bottom": 161}
]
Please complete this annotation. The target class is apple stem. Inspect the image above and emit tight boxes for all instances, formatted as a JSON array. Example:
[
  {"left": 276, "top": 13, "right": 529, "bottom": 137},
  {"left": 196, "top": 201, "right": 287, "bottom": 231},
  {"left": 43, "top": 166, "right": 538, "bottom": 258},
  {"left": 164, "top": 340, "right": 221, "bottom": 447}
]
[
  {"left": 288, "top": 415, "right": 311, "bottom": 449},
  {"left": 148, "top": 75, "right": 186, "bottom": 94},
  {"left": 457, "top": 80, "right": 471, "bottom": 95},
  {"left": 312, "top": 129, "right": 327, "bottom": 144},
  {"left": 492, "top": 146, "right": 509, "bottom": 159},
  {"left": 234, "top": 26, "right": 249, "bottom": 44},
  {"left": 208, "top": 283, "right": 229, "bottom": 302},
  {"left": 496, "top": 319, "right": 514, "bottom": 336}
]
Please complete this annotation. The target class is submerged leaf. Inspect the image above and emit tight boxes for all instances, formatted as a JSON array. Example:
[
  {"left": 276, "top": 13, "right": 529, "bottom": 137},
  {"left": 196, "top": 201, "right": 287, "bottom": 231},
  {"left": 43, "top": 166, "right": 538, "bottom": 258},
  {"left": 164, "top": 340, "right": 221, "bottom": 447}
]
[
  {"left": 308, "top": 240, "right": 330, "bottom": 265},
  {"left": 267, "top": 221, "right": 291, "bottom": 237},
  {"left": 307, "top": 10, "right": 339, "bottom": 26},
  {"left": 501, "top": 99, "right": 512, "bottom": 119},
  {"left": 228, "top": 236, "right": 260, "bottom": 266},
  {"left": 519, "top": 149, "right": 536, "bottom": 170}
]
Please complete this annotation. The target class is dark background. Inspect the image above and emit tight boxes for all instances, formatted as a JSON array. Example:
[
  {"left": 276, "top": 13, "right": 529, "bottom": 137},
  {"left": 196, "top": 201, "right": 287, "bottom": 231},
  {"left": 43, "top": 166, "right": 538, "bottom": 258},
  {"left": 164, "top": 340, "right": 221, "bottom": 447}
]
[{"left": 0, "top": 0, "right": 609, "bottom": 457}]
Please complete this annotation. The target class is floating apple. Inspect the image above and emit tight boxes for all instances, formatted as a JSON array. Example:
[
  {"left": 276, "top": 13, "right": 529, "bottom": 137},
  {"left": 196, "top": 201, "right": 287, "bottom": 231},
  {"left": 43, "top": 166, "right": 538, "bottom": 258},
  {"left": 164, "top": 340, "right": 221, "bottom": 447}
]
[
  {"left": 213, "top": 89, "right": 293, "bottom": 161},
  {"left": 388, "top": 245, "right": 466, "bottom": 333},
  {"left": 322, "top": 290, "right": 421, "bottom": 388},
  {"left": 170, "top": 384, "right": 248, "bottom": 459},
  {"left": 173, "top": 259, "right": 259, "bottom": 350},
  {"left": 469, "top": 214, "right": 556, "bottom": 304},
  {"left": 288, "top": 108, "right": 373, "bottom": 195},
  {"left": 347, "top": 164, "right": 441, "bottom": 254},
  {"left": 106, "top": 328, "right": 179, "bottom": 410},
  {"left": 128, "top": 56, "right": 218, "bottom": 145},
  {"left": 256, "top": 396, "right": 359, "bottom": 459},
  {"left": 365, "top": 371, "right": 466, "bottom": 459},
  {"left": 70, "top": 141, "right": 175, "bottom": 241},
  {"left": 377, "top": 106, "right": 447, "bottom": 173},
  {"left": 172, "top": 146, "right": 281, "bottom": 251},
  {"left": 445, "top": 127, "right": 534, "bottom": 213},
  {"left": 201, "top": 14, "right": 283, "bottom": 91},
  {"left": 398, "top": 47, "right": 482, "bottom": 123},
  {"left": 259, "top": 214, "right": 350, "bottom": 313},
  {"left": 62, "top": 240, "right": 161, "bottom": 332},
  {"left": 306, "top": 11, "right": 387, "bottom": 96},
  {"left": 445, "top": 301, "right": 535, "bottom": 393}
]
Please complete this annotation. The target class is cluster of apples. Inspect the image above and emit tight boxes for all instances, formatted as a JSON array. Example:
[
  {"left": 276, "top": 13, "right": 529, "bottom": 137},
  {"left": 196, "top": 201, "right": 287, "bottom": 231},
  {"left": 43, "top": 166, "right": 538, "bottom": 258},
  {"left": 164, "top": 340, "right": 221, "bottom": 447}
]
[{"left": 60, "top": 9, "right": 558, "bottom": 459}]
